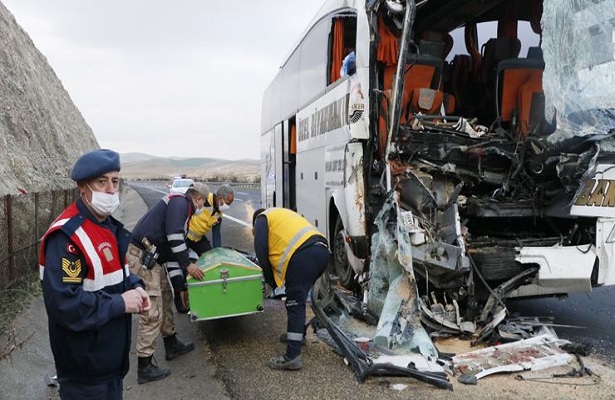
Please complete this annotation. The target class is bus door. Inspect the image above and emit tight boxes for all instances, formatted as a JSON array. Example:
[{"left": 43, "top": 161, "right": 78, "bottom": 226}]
[
  {"left": 264, "top": 121, "right": 294, "bottom": 209},
  {"left": 273, "top": 122, "right": 284, "bottom": 207},
  {"left": 275, "top": 120, "right": 297, "bottom": 210},
  {"left": 284, "top": 120, "right": 297, "bottom": 210}
]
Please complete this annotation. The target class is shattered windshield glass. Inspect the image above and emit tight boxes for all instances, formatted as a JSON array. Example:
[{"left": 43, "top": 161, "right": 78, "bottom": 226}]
[{"left": 543, "top": 0, "right": 615, "bottom": 139}]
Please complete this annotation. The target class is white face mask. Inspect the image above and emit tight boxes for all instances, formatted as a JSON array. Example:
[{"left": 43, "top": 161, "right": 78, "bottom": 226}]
[
  {"left": 219, "top": 203, "right": 230, "bottom": 211},
  {"left": 88, "top": 185, "right": 120, "bottom": 216}
]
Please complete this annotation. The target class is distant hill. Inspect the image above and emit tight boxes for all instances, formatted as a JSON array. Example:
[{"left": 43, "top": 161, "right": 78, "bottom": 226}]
[{"left": 120, "top": 152, "right": 260, "bottom": 182}]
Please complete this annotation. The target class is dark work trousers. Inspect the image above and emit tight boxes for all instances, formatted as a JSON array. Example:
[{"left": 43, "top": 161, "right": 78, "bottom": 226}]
[
  {"left": 187, "top": 236, "right": 212, "bottom": 258},
  {"left": 283, "top": 243, "right": 330, "bottom": 359},
  {"left": 58, "top": 376, "right": 123, "bottom": 400}
]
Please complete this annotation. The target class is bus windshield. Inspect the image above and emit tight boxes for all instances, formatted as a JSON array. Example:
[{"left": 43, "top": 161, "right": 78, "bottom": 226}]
[{"left": 543, "top": 0, "right": 615, "bottom": 138}]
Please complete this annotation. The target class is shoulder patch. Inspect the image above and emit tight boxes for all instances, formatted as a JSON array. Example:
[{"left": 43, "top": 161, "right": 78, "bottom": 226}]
[
  {"left": 66, "top": 243, "right": 78, "bottom": 255},
  {"left": 62, "top": 258, "right": 82, "bottom": 283}
]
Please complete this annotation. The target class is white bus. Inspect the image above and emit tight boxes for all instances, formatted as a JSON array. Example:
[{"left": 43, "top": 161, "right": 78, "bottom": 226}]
[{"left": 261, "top": 0, "right": 615, "bottom": 384}]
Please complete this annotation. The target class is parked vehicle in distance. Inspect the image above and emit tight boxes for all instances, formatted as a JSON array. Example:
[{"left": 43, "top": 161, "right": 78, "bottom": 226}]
[{"left": 168, "top": 178, "right": 194, "bottom": 194}]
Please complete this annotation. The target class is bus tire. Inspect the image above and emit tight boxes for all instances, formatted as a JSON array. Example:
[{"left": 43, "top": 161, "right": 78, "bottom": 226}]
[{"left": 333, "top": 216, "right": 357, "bottom": 290}]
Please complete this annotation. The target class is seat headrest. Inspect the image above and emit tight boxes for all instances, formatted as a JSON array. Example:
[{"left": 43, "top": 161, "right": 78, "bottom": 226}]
[
  {"left": 527, "top": 46, "right": 543, "bottom": 60},
  {"left": 419, "top": 39, "right": 445, "bottom": 59},
  {"left": 421, "top": 31, "right": 453, "bottom": 59},
  {"left": 491, "top": 37, "right": 521, "bottom": 60}
]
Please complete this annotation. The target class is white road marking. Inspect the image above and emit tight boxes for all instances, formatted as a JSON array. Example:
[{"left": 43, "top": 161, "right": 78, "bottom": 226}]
[{"left": 224, "top": 214, "right": 251, "bottom": 227}]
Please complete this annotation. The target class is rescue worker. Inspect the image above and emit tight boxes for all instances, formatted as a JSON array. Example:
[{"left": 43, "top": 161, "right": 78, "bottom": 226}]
[
  {"left": 252, "top": 207, "right": 330, "bottom": 370},
  {"left": 186, "top": 183, "right": 235, "bottom": 253},
  {"left": 40, "top": 149, "right": 150, "bottom": 399},
  {"left": 168, "top": 184, "right": 236, "bottom": 313},
  {"left": 127, "top": 182, "right": 209, "bottom": 384}
]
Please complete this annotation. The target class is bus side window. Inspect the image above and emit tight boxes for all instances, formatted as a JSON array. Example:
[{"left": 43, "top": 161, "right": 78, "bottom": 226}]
[{"left": 329, "top": 15, "right": 357, "bottom": 84}]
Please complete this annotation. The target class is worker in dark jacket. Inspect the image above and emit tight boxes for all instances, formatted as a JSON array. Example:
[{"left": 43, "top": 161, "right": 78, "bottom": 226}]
[
  {"left": 127, "top": 182, "right": 208, "bottom": 384},
  {"left": 252, "top": 207, "right": 330, "bottom": 370},
  {"left": 40, "top": 149, "right": 149, "bottom": 400}
]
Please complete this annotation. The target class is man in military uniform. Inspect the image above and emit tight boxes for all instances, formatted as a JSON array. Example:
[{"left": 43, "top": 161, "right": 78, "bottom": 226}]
[
  {"left": 40, "top": 149, "right": 149, "bottom": 399},
  {"left": 127, "top": 182, "right": 209, "bottom": 384}
]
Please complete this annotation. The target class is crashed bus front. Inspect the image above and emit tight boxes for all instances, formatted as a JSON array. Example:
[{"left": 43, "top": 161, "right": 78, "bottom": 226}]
[{"left": 311, "top": 0, "right": 615, "bottom": 387}]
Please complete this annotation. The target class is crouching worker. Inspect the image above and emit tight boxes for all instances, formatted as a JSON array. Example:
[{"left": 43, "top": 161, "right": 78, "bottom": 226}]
[
  {"left": 127, "top": 182, "right": 209, "bottom": 384},
  {"left": 40, "top": 149, "right": 150, "bottom": 399},
  {"left": 252, "top": 208, "right": 330, "bottom": 370},
  {"left": 186, "top": 183, "right": 235, "bottom": 255}
]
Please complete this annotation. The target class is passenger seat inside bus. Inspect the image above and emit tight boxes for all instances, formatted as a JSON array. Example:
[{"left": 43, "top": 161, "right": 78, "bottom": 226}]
[
  {"left": 449, "top": 54, "right": 474, "bottom": 116},
  {"left": 495, "top": 46, "right": 545, "bottom": 136},
  {"left": 379, "top": 40, "right": 443, "bottom": 132},
  {"left": 416, "top": 31, "right": 455, "bottom": 116},
  {"left": 478, "top": 37, "right": 521, "bottom": 123}
]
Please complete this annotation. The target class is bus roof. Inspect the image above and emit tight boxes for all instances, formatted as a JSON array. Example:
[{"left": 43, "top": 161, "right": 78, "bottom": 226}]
[{"left": 277, "top": 0, "right": 357, "bottom": 71}]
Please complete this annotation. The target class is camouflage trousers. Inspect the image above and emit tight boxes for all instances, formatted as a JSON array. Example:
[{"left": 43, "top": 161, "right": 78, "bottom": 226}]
[{"left": 127, "top": 244, "right": 175, "bottom": 357}]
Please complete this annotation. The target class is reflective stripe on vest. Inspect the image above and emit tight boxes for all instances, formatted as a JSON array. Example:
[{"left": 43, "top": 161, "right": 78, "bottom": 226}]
[
  {"left": 39, "top": 204, "right": 128, "bottom": 292},
  {"left": 73, "top": 223, "right": 128, "bottom": 291}
]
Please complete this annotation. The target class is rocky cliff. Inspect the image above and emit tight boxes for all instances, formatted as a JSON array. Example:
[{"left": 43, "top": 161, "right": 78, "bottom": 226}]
[{"left": 0, "top": 1, "right": 98, "bottom": 195}]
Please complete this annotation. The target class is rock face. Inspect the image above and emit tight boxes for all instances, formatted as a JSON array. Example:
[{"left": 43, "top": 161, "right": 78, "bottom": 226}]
[{"left": 0, "top": 1, "right": 98, "bottom": 195}]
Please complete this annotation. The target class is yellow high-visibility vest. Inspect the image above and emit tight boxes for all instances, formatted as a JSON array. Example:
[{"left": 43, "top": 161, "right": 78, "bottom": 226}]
[
  {"left": 187, "top": 193, "right": 220, "bottom": 241},
  {"left": 263, "top": 208, "right": 324, "bottom": 287}
]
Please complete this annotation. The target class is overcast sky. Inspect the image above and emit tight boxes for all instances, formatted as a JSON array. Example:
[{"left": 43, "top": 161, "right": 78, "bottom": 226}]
[{"left": 2, "top": 0, "right": 323, "bottom": 160}]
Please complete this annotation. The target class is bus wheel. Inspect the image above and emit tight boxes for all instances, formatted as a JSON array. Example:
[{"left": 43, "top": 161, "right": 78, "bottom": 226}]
[{"left": 333, "top": 217, "right": 356, "bottom": 290}]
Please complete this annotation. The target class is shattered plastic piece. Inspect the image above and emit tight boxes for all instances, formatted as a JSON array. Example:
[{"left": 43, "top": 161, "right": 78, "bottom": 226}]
[
  {"left": 453, "top": 117, "right": 485, "bottom": 138},
  {"left": 390, "top": 383, "right": 408, "bottom": 392},
  {"left": 457, "top": 373, "right": 478, "bottom": 385},
  {"left": 452, "top": 333, "right": 573, "bottom": 380},
  {"left": 372, "top": 354, "right": 446, "bottom": 374}
]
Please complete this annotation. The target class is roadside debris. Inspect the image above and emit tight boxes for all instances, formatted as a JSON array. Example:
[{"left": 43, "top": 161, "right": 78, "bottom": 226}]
[{"left": 451, "top": 330, "right": 572, "bottom": 383}]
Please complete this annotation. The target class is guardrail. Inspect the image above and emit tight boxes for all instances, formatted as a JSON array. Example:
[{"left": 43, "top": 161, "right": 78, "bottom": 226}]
[
  {"left": 217, "top": 182, "right": 260, "bottom": 190},
  {"left": 133, "top": 180, "right": 260, "bottom": 191}
]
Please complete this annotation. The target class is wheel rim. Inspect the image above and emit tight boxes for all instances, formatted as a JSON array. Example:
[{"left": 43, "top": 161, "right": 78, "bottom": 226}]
[{"left": 333, "top": 222, "right": 353, "bottom": 287}]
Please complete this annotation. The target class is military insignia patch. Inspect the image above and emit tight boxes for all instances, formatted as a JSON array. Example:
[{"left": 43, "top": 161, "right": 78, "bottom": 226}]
[
  {"left": 102, "top": 247, "right": 114, "bottom": 262},
  {"left": 62, "top": 258, "right": 82, "bottom": 283},
  {"left": 66, "top": 243, "right": 78, "bottom": 255}
]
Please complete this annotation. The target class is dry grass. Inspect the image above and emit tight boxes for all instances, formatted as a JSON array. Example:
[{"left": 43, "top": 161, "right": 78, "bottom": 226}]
[{"left": 0, "top": 270, "right": 41, "bottom": 337}]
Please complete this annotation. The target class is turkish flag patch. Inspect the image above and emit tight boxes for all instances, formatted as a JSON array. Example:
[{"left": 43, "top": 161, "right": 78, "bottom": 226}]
[{"left": 66, "top": 243, "right": 78, "bottom": 255}]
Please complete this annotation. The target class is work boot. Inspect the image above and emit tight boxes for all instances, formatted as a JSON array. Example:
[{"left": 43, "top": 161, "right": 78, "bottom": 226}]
[
  {"left": 268, "top": 355, "right": 303, "bottom": 371},
  {"left": 164, "top": 333, "right": 195, "bottom": 361},
  {"left": 174, "top": 290, "right": 189, "bottom": 314},
  {"left": 137, "top": 356, "right": 171, "bottom": 384}
]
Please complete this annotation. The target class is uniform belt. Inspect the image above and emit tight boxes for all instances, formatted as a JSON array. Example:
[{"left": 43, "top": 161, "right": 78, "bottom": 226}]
[{"left": 128, "top": 243, "right": 143, "bottom": 257}]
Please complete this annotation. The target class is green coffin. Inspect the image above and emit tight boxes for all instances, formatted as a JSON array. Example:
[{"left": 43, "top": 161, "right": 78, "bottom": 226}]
[{"left": 187, "top": 247, "right": 264, "bottom": 321}]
